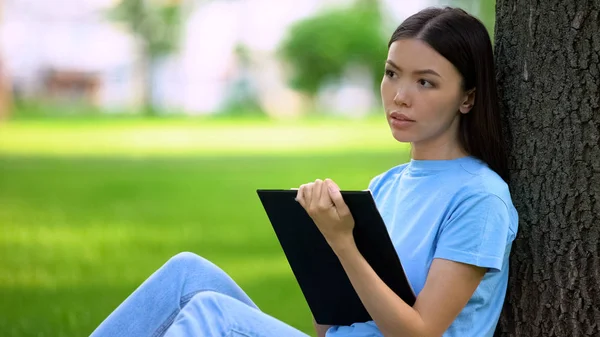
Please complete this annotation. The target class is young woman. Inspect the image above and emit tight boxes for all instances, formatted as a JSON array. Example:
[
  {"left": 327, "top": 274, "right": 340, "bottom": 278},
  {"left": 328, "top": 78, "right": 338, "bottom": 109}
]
[{"left": 91, "top": 6, "right": 518, "bottom": 337}]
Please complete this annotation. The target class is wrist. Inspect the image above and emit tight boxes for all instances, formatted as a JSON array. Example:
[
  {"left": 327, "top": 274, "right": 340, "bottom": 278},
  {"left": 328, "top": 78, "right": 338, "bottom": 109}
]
[{"left": 328, "top": 234, "right": 357, "bottom": 257}]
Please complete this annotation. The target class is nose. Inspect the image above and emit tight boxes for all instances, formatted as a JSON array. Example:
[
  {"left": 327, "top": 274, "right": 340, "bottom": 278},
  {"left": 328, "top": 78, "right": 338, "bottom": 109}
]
[{"left": 393, "top": 85, "right": 411, "bottom": 107}]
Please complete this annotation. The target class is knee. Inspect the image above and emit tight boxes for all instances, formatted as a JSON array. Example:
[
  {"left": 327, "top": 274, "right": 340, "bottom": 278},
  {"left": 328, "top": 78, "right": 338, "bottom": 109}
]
[
  {"left": 177, "top": 292, "right": 240, "bottom": 330},
  {"left": 167, "top": 252, "right": 211, "bottom": 270},
  {"left": 191, "top": 291, "right": 228, "bottom": 303},
  {"left": 187, "top": 291, "right": 234, "bottom": 313}
]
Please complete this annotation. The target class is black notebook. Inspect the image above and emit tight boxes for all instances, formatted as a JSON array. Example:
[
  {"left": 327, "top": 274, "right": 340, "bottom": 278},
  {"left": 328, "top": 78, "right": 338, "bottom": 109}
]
[{"left": 256, "top": 189, "right": 416, "bottom": 326}]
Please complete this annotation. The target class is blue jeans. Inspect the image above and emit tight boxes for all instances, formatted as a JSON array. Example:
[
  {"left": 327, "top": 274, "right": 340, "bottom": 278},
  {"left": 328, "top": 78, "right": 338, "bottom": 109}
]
[{"left": 90, "top": 252, "right": 310, "bottom": 337}]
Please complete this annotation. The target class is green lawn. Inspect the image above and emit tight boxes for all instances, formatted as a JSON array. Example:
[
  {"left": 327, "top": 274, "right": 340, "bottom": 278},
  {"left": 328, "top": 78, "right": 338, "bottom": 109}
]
[{"left": 0, "top": 118, "right": 409, "bottom": 337}]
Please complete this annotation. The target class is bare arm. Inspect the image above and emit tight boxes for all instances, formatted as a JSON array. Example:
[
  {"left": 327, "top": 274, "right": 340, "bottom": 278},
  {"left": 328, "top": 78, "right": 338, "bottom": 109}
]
[
  {"left": 295, "top": 179, "right": 487, "bottom": 337},
  {"left": 312, "top": 317, "right": 331, "bottom": 337},
  {"left": 334, "top": 240, "right": 486, "bottom": 337}
]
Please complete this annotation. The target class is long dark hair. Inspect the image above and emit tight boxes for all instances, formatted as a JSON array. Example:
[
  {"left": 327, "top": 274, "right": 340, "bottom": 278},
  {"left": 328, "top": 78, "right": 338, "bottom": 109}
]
[{"left": 388, "top": 7, "right": 509, "bottom": 183}]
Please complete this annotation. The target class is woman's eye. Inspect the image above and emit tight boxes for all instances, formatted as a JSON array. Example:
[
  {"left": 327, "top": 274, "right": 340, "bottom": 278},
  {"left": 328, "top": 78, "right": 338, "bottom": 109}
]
[
  {"left": 385, "top": 70, "right": 396, "bottom": 78},
  {"left": 418, "top": 79, "right": 434, "bottom": 88}
]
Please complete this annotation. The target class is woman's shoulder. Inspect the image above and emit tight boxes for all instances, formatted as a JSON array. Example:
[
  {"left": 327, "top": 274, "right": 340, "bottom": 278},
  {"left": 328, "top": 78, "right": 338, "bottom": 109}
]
[
  {"left": 367, "top": 163, "right": 410, "bottom": 191},
  {"left": 457, "top": 157, "right": 513, "bottom": 205},
  {"left": 453, "top": 159, "right": 519, "bottom": 236}
]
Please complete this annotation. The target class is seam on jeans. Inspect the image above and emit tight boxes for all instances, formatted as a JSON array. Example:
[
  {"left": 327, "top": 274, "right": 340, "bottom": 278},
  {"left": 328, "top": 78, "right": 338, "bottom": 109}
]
[
  {"left": 152, "top": 289, "right": 235, "bottom": 337},
  {"left": 151, "top": 290, "right": 217, "bottom": 337},
  {"left": 151, "top": 309, "right": 179, "bottom": 337},
  {"left": 180, "top": 290, "right": 201, "bottom": 307},
  {"left": 225, "top": 327, "right": 255, "bottom": 337},
  {"left": 154, "top": 290, "right": 263, "bottom": 337}
]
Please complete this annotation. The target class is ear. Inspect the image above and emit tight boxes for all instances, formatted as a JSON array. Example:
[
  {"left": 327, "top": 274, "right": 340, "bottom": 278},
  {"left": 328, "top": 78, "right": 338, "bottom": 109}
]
[{"left": 459, "top": 88, "right": 476, "bottom": 114}]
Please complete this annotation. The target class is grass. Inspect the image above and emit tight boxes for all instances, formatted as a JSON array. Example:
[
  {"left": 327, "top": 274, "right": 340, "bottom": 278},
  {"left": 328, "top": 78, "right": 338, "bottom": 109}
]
[
  {"left": 0, "top": 117, "right": 410, "bottom": 337},
  {"left": 0, "top": 116, "right": 399, "bottom": 156}
]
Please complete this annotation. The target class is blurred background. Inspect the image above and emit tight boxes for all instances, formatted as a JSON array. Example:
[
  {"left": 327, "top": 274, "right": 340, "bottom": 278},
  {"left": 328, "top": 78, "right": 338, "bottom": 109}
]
[{"left": 0, "top": 0, "right": 494, "bottom": 336}]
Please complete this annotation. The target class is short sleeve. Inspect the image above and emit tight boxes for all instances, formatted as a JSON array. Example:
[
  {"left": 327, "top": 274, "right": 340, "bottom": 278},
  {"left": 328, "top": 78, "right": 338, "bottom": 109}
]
[
  {"left": 367, "top": 174, "right": 383, "bottom": 193},
  {"left": 434, "top": 193, "right": 510, "bottom": 272}
]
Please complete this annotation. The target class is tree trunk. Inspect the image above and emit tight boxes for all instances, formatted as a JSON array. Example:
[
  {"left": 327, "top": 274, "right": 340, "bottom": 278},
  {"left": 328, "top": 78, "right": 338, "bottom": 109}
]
[
  {"left": 494, "top": 1, "right": 600, "bottom": 336},
  {"left": 139, "top": 45, "right": 157, "bottom": 117}
]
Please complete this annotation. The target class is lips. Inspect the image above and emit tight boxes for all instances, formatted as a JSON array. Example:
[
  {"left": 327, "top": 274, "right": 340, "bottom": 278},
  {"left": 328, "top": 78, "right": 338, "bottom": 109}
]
[{"left": 390, "top": 111, "right": 415, "bottom": 122}]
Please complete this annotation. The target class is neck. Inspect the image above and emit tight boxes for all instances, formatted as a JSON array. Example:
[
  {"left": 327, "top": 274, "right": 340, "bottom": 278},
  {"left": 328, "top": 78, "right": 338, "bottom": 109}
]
[
  {"left": 411, "top": 132, "right": 468, "bottom": 160},
  {"left": 411, "top": 144, "right": 469, "bottom": 160}
]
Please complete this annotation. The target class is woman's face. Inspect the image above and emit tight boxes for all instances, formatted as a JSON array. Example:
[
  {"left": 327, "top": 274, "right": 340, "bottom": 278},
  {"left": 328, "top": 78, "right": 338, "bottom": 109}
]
[{"left": 380, "top": 38, "right": 474, "bottom": 150}]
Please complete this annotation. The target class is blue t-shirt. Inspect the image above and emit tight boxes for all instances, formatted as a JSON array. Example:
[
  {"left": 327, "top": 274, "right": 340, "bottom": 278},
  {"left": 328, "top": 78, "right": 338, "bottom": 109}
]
[{"left": 327, "top": 156, "right": 518, "bottom": 337}]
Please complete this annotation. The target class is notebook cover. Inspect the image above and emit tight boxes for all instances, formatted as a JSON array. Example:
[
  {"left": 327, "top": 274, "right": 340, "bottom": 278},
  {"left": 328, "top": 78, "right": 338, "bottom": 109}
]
[{"left": 256, "top": 189, "right": 416, "bottom": 326}]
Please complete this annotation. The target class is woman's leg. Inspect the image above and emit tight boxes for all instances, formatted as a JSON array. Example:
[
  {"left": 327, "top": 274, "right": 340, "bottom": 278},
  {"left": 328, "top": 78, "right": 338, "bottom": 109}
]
[
  {"left": 90, "top": 252, "right": 258, "bottom": 337},
  {"left": 163, "top": 291, "right": 309, "bottom": 337}
]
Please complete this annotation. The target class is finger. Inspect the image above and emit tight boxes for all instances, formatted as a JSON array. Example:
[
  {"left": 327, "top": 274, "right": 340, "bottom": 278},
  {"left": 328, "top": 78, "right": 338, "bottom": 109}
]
[
  {"left": 326, "top": 178, "right": 340, "bottom": 191},
  {"left": 319, "top": 178, "right": 333, "bottom": 208},
  {"left": 305, "top": 182, "right": 314, "bottom": 208},
  {"left": 296, "top": 184, "right": 306, "bottom": 208},
  {"left": 309, "top": 180, "right": 322, "bottom": 210},
  {"left": 327, "top": 180, "right": 351, "bottom": 219}
]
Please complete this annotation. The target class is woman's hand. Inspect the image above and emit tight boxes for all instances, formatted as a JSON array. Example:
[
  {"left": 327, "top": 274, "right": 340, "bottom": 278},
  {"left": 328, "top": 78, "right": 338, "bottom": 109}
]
[{"left": 295, "top": 178, "right": 356, "bottom": 252}]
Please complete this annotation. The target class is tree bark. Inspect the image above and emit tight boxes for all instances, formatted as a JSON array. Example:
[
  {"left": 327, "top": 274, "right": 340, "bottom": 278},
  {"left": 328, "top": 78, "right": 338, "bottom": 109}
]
[{"left": 494, "top": 1, "right": 600, "bottom": 336}]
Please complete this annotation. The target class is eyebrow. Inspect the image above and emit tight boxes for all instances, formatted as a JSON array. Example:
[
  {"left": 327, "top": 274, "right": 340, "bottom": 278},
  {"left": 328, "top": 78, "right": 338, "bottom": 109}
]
[{"left": 385, "top": 60, "right": 442, "bottom": 78}]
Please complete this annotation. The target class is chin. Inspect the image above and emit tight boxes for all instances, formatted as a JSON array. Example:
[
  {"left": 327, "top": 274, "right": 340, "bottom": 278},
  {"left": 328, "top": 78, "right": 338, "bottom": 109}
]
[{"left": 390, "top": 129, "right": 414, "bottom": 143}]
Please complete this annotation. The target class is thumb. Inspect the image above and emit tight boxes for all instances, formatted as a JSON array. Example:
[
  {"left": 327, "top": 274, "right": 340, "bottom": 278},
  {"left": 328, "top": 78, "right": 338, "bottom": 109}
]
[{"left": 327, "top": 180, "right": 351, "bottom": 218}]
